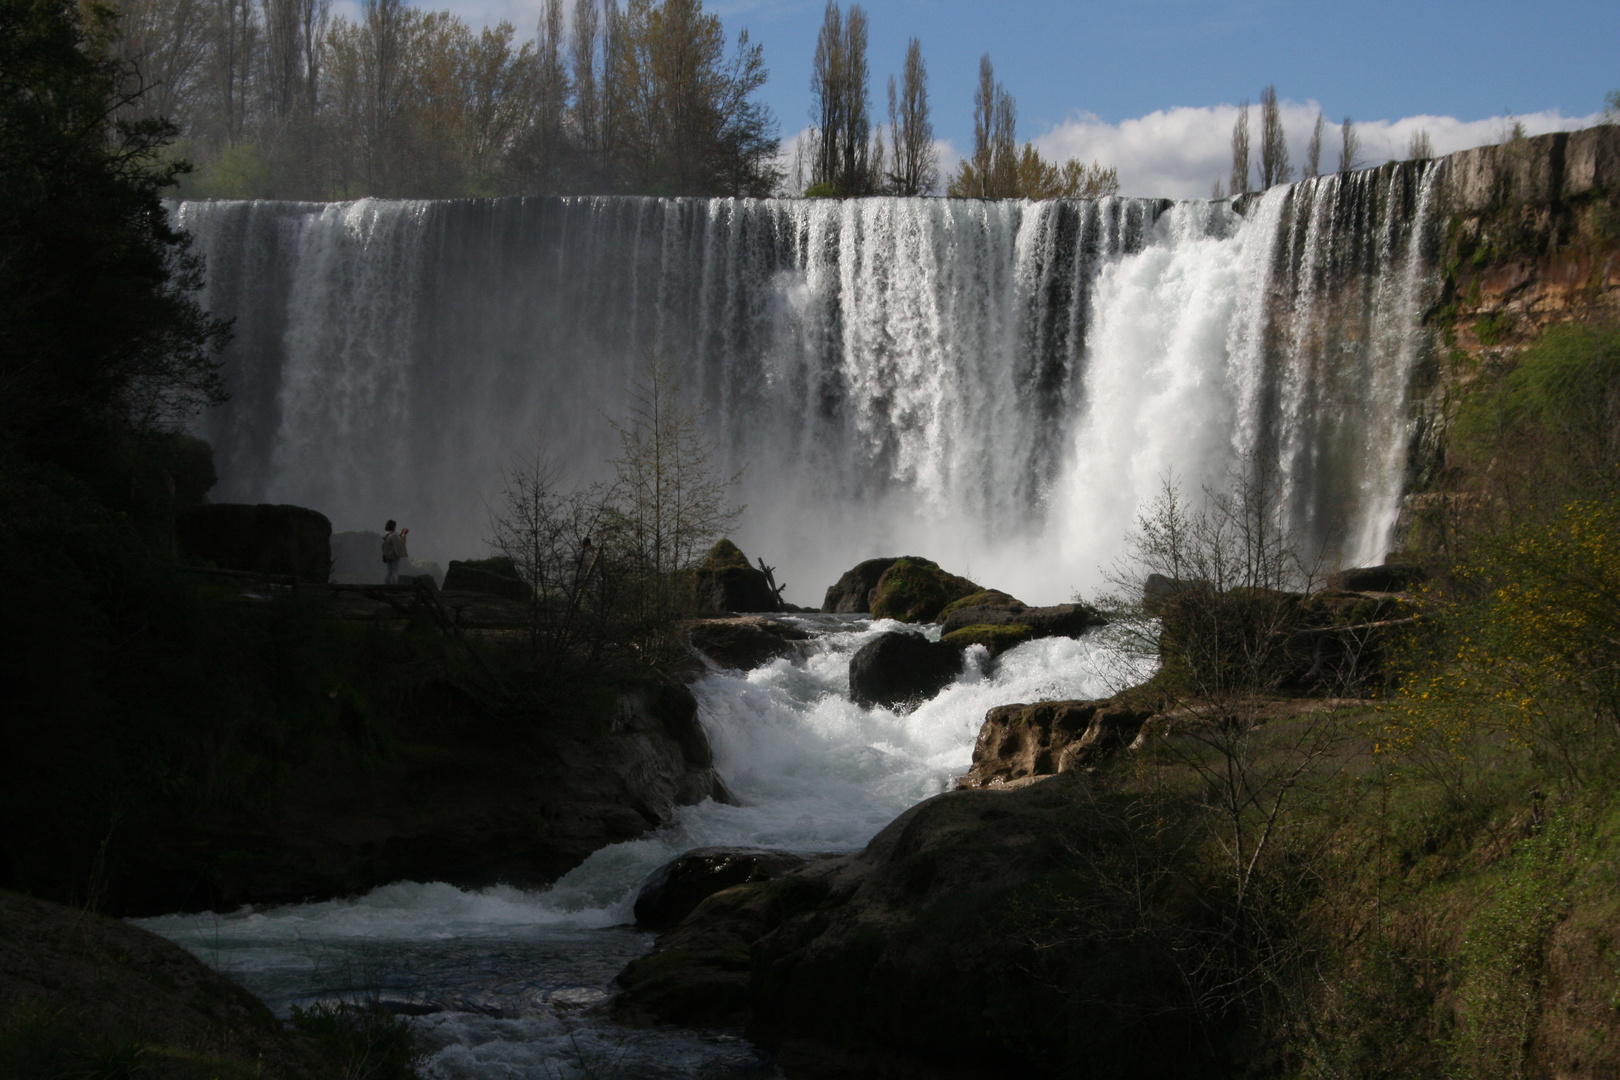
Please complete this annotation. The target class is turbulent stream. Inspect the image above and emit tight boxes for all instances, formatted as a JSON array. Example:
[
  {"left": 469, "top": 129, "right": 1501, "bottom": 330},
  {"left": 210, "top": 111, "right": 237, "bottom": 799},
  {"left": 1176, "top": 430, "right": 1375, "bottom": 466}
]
[{"left": 137, "top": 617, "right": 1148, "bottom": 1078}]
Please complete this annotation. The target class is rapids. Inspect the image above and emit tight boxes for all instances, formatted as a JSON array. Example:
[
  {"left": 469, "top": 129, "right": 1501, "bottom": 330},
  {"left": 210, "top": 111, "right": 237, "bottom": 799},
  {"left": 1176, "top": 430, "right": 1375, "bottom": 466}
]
[{"left": 136, "top": 616, "right": 1152, "bottom": 1078}]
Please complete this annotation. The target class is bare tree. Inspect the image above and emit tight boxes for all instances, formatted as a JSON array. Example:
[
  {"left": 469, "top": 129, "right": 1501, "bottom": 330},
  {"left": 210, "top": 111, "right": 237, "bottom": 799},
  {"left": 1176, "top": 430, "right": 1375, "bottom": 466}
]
[
  {"left": 1211, "top": 175, "right": 1225, "bottom": 200},
  {"left": 947, "top": 53, "right": 1015, "bottom": 197},
  {"left": 1258, "top": 84, "right": 1289, "bottom": 188},
  {"left": 1337, "top": 116, "right": 1360, "bottom": 173},
  {"left": 1406, "top": 128, "right": 1433, "bottom": 161},
  {"left": 608, "top": 348, "right": 742, "bottom": 636},
  {"left": 885, "top": 36, "right": 936, "bottom": 196},
  {"left": 1229, "top": 99, "right": 1250, "bottom": 196},
  {"left": 1303, "top": 111, "right": 1324, "bottom": 179}
]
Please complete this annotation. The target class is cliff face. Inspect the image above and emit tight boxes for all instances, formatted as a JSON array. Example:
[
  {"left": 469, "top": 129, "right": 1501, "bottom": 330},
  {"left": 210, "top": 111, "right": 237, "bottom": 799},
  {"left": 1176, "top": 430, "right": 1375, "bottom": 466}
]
[
  {"left": 1440, "top": 125, "right": 1620, "bottom": 370},
  {"left": 1397, "top": 125, "right": 1620, "bottom": 502}
]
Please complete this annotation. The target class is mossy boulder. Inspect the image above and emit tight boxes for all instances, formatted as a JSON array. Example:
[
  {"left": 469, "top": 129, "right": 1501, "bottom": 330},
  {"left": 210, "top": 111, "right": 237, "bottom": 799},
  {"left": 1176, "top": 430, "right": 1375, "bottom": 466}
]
[
  {"left": 821, "top": 557, "right": 900, "bottom": 613},
  {"left": 939, "top": 589, "right": 1026, "bottom": 621},
  {"left": 696, "top": 539, "right": 782, "bottom": 613},
  {"left": 868, "top": 557, "right": 981, "bottom": 623},
  {"left": 942, "top": 623, "right": 1035, "bottom": 658}
]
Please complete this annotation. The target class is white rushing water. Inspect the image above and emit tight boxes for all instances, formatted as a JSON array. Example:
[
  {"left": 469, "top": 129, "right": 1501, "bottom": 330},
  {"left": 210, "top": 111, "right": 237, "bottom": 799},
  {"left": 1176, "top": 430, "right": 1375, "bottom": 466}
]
[
  {"left": 174, "top": 164, "right": 1442, "bottom": 607},
  {"left": 137, "top": 617, "right": 1152, "bottom": 1078}
]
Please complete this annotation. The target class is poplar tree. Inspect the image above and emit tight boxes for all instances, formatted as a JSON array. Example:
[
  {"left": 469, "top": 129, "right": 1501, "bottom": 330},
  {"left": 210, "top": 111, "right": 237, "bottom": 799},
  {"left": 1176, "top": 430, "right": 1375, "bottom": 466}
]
[
  {"left": 808, "top": 1, "right": 871, "bottom": 195},
  {"left": 885, "top": 37, "right": 935, "bottom": 196},
  {"left": 1337, "top": 116, "right": 1360, "bottom": 173},
  {"left": 1258, "top": 84, "right": 1289, "bottom": 188},
  {"left": 1303, "top": 111, "right": 1324, "bottom": 179},
  {"left": 1229, "top": 99, "right": 1250, "bottom": 196},
  {"left": 570, "top": 0, "right": 599, "bottom": 154}
]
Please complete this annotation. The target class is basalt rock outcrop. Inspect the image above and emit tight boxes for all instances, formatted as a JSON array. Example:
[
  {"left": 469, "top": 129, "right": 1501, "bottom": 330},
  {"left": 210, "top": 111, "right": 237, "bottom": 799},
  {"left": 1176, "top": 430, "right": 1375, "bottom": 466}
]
[
  {"left": 610, "top": 772, "right": 1226, "bottom": 1077},
  {"left": 957, "top": 698, "right": 1157, "bottom": 789},
  {"left": 848, "top": 631, "right": 965, "bottom": 710},
  {"left": 174, "top": 502, "right": 331, "bottom": 582}
]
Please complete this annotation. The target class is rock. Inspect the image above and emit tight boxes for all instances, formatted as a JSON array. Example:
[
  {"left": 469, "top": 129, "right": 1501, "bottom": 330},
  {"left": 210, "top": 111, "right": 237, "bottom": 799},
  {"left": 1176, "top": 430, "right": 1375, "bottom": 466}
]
[
  {"left": 821, "top": 557, "right": 899, "bottom": 613},
  {"left": 938, "top": 590, "right": 1026, "bottom": 634},
  {"left": 174, "top": 503, "right": 331, "bottom": 583},
  {"left": 868, "top": 556, "right": 981, "bottom": 623},
  {"left": 152, "top": 433, "right": 217, "bottom": 505},
  {"left": 443, "top": 555, "right": 529, "bottom": 600},
  {"left": 695, "top": 539, "right": 783, "bottom": 613},
  {"left": 0, "top": 890, "right": 344, "bottom": 1080},
  {"left": 689, "top": 618, "right": 809, "bottom": 671},
  {"left": 611, "top": 771, "right": 1228, "bottom": 1074},
  {"left": 957, "top": 698, "right": 1156, "bottom": 788},
  {"left": 1326, "top": 563, "right": 1427, "bottom": 593},
  {"left": 941, "top": 622, "right": 1034, "bottom": 657},
  {"left": 848, "top": 631, "right": 964, "bottom": 709},
  {"left": 1015, "top": 602, "right": 1108, "bottom": 638},
  {"left": 64, "top": 677, "right": 729, "bottom": 916},
  {"left": 633, "top": 847, "right": 811, "bottom": 931}
]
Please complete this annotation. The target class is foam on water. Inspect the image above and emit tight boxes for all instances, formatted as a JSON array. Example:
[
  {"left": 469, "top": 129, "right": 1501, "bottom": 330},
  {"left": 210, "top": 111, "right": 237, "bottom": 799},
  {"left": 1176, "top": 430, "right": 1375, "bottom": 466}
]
[{"left": 136, "top": 617, "right": 1149, "bottom": 1077}]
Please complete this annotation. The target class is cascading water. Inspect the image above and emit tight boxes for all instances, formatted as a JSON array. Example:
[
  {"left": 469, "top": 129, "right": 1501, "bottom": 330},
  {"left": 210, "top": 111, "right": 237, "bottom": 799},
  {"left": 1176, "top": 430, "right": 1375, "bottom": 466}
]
[
  {"left": 174, "top": 162, "right": 1440, "bottom": 605},
  {"left": 136, "top": 616, "right": 1153, "bottom": 1078},
  {"left": 144, "top": 169, "right": 1444, "bottom": 1076}
]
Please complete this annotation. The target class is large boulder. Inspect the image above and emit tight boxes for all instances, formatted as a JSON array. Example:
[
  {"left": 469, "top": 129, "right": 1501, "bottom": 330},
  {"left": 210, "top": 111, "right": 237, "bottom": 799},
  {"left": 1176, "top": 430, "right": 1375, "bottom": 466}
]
[
  {"left": 689, "top": 618, "right": 809, "bottom": 671},
  {"left": 611, "top": 771, "right": 1230, "bottom": 1076},
  {"left": 174, "top": 503, "right": 331, "bottom": 582},
  {"left": 848, "top": 631, "right": 964, "bottom": 710},
  {"left": 696, "top": 539, "right": 783, "bottom": 613},
  {"left": 957, "top": 698, "right": 1156, "bottom": 788},
  {"left": 868, "top": 557, "right": 981, "bottom": 623},
  {"left": 443, "top": 555, "right": 529, "bottom": 600},
  {"left": 937, "top": 590, "right": 1026, "bottom": 633},
  {"left": 940, "top": 598, "right": 1107, "bottom": 657},
  {"left": 633, "top": 847, "right": 811, "bottom": 931},
  {"left": 821, "top": 557, "right": 899, "bottom": 613}
]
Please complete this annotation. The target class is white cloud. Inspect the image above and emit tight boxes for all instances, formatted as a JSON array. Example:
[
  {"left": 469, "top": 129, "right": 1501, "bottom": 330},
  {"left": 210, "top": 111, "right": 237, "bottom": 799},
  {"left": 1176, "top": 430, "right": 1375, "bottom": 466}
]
[{"left": 1032, "top": 102, "right": 1607, "bottom": 200}]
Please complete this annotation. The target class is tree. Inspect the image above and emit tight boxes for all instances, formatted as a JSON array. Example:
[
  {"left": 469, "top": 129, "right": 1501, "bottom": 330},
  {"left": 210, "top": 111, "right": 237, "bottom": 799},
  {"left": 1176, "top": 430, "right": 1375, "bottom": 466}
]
[
  {"left": 1337, "top": 116, "right": 1359, "bottom": 173},
  {"left": 807, "top": 1, "right": 870, "bottom": 195},
  {"left": 1229, "top": 99, "right": 1250, "bottom": 195},
  {"left": 1013, "top": 146, "right": 1118, "bottom": 199},
  {"left": 1406, "top": 127, "right": 1433, "bottom": 161},
  {"left": 0, "top": 0, "right": 228, "bottom": 463},
  {"left": 570, "top": 0, "right": 599, "bottom": 154},
  {"left": 1303, "top": 111, "right": 1323, "bottom": 179},
  {"left": 607, "top": 349, "right": 741, "bottom": 633},
  {"left": 946, "top": 53, "right": 1018, "bottom": 198},
  {"left": 1257, "top": 84, "right": 1289, "bottom": 188},
  {"left": 885, "top": 36, "right": 935, "bottom": 195}
]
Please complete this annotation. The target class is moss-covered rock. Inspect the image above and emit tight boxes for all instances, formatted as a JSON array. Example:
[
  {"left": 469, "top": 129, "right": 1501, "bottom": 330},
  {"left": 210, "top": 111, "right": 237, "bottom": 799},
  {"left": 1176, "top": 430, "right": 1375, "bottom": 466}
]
[
  {"left": 868, "top": 557, "right": 981, "bottom": 623},
  {"left": 696, "top": 538, "right": 783, "bottom": 613},
  {"left": 821, "top": 557, "right": 900, "bottom": 613},
  {"left": 939, "top": 589, "right": 1025, "bottom": 620},
  {"left": 941, "top": 622, "right": 1034, "bottom": 658}
]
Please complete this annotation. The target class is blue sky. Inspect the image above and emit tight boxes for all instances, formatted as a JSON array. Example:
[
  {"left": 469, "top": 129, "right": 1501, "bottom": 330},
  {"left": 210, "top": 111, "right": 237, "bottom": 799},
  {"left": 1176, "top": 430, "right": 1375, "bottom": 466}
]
[{"left": 423, "top": 0, "right": 1618, "bottom": 195}]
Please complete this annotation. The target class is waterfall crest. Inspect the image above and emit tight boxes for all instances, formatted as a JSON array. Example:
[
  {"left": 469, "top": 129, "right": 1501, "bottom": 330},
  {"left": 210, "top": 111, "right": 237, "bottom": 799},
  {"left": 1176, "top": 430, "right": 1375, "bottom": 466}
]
[{"left": 175, "top": 164, "right": 1440, "bottom": 604}]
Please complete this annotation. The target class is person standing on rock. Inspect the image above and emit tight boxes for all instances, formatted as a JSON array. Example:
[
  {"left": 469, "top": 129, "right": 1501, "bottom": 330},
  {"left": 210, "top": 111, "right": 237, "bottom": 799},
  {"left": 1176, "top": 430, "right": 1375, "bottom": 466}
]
[{"left": 382, "top": 520, "right": 409, "bottom": 585}]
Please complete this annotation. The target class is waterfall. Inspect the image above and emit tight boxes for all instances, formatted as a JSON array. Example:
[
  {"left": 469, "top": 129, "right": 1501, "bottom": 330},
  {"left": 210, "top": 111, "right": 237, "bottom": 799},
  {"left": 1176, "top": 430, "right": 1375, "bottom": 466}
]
[{"left": 173, "top": 163, "right": 1440, "bottom": 605}]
